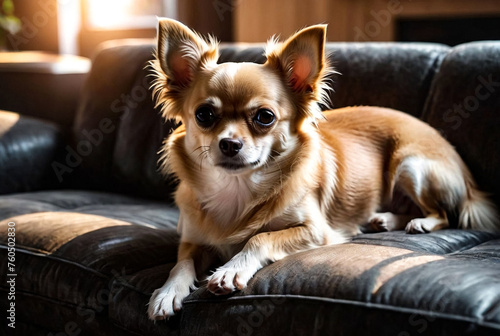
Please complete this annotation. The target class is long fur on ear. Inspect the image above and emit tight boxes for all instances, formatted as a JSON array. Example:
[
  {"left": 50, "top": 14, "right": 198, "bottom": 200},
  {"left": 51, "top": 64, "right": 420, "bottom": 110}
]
[
  {"left": 265, "top": 25, "right": 335, "bottom": 123},
  {"left": 150, "top": 18, "right": 219, "bottom": 121}
]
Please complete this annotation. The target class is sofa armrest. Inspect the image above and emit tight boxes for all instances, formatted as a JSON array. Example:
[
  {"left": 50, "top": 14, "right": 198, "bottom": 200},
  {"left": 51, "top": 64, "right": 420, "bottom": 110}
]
[{"left": 0, "top": 110, "right": 65, "bottom": 194}]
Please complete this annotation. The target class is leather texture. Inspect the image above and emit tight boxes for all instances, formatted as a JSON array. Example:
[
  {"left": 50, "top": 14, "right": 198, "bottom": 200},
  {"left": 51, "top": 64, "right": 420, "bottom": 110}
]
[
  {"left": 422, "top": 41, "right": 500, "bottom": 206},
  {"left": 1, "top": 40, "right": 500, "bottom": 336},
  {"left": 0, "top": 111, "right": 64, "bottom": 194},
  {"left": 0, "top": 190, "right": 180, "bottom": 336},
  {"left": 72, "top": 43, "right": 178, "bottom": 200}
]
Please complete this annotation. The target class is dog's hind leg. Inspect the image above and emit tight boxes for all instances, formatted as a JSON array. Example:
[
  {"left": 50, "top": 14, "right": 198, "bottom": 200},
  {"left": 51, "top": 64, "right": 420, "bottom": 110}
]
[
  {"left": 393, "top": 156, "right": 466, "bottom": 234},
  {"left": 367, "top": 187, "right": 422, "bottom": 232},
  {"left": 405, "top": 214, "right": 449, "bottom": 233}
]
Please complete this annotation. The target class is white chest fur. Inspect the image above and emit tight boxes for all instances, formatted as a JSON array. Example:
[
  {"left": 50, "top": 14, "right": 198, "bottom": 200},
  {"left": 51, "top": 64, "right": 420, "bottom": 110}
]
[{"left": 199, "top": 171, "right": 256, "bottom": 226}]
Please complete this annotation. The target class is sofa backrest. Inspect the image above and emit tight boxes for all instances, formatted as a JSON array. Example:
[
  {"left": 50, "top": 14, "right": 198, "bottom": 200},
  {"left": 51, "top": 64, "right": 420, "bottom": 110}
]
[
  {"left": 219, "top": 43, "right": 450, "bottom": 118},
  {"left": 71, "top": 42, "right": 176, "bottom": 199},
  {"left": 422, "top": 41, "right": 500, "bottom": 206},
  {"left": 71, "top": 40, "right": 498, "bottom": 205},
  {"left": 325, "top": 43, "right": 449, "bottom": 117}
]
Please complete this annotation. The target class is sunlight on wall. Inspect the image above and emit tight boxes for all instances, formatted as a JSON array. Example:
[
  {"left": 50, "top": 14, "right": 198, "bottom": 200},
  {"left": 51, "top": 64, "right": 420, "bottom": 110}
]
[
  {"left": 87, "top": 0, "right": 134, "bottom": 29},
  {"left": 86, "top": 0, "right": 167, "bottom": 29}
]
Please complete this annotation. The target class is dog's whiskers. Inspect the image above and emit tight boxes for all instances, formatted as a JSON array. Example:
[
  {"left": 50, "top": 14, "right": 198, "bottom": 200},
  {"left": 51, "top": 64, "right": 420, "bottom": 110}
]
[
  {"left": 195, "top": 146, "right": 210, "bottom": 171},
  {"left": 192, "top": 145, "right": 210, "bottom": 155},
  {"left": 260, "top": 149, "right": 284, "bottom": 189}
]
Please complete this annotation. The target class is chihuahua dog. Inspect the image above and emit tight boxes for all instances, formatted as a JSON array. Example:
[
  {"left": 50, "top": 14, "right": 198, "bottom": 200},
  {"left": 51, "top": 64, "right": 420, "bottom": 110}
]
[{"left": 148, "top": 19, "right": 499, "bottom": 319}]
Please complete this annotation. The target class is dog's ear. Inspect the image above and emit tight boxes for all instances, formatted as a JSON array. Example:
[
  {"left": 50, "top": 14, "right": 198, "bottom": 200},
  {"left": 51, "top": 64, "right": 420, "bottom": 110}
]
[
  {"left": 266, "top": 25, "right": 326, "bottom": 93},
  {"left": 157, "top": 18, "right": 218, "bottom": 88},
  {"left": 265, "top": 25, "right": 329, "bottom": 122},
  {"left": 152, "top": 19, "right": 218, "bottom": 121}
]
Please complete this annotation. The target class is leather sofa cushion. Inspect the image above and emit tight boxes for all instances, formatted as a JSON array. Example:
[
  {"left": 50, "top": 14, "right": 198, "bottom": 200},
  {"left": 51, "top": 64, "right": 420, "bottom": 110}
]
[
  {"left": 0, "top": 190, "right": 180, "bottom": 334},
  {"left": 1, "top": 193, "right": 499, "bottom": 335},
  {"left": 177, "top": 231, "right": 500, "bottom": 335}
]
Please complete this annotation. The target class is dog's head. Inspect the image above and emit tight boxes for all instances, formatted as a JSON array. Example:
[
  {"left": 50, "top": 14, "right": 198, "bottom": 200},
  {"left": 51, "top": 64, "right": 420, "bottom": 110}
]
[{"left": 152, "top": 19, "right": 331, "bottom": 176}]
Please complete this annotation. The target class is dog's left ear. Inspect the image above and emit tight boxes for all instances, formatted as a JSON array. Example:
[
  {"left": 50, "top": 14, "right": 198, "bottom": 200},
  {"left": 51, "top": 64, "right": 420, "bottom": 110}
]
[{"left": 266, "top": 25, "right": 327, "bottom": 95}]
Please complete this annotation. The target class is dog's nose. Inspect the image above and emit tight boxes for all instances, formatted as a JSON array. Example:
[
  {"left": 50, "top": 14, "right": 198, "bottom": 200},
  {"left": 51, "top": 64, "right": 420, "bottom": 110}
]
[{"left": 219, "top": 138, "right": 243, "bottom": 157}]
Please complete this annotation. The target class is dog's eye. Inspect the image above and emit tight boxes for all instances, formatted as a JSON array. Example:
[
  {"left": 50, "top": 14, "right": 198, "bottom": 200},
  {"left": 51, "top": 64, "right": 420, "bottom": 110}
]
[
  {"left": 254, "top": 109, "right": 275, "bottom": 126},
  {"left": 195, "top": 105, "right": 216, "bottom": 128}
]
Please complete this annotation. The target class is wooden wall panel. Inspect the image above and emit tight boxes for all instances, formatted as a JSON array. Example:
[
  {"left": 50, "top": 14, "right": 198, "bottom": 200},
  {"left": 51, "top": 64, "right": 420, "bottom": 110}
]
[
  {"left": 235, "top": 0, "right": 332, "bottom": 42},
  {"left": 234, "top": 0, "right": 500, "bottom": 43}
]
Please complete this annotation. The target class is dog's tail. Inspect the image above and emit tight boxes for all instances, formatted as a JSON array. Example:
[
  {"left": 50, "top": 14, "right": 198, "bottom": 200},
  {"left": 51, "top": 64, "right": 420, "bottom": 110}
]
[{"left": 459, "top": 176, "right": 500, "bottom": 233}]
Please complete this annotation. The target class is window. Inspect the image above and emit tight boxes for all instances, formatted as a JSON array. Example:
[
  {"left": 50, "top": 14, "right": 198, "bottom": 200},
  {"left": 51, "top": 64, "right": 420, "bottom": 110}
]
[{"left": 84, "top": 0, "right": 177, "bottom": 30}]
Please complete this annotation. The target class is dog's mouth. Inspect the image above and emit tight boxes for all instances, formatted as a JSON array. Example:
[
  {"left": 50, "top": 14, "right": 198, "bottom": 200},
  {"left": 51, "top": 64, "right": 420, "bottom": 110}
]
[{"left": 216, "top": 160, "right": 261, "bottom": 171}]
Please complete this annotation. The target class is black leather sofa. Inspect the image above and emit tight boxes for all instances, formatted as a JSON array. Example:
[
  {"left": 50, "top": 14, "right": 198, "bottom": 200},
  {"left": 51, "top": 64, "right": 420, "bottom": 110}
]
[{"left": 1, "top": 40, "right": 500, "bottom": 336}]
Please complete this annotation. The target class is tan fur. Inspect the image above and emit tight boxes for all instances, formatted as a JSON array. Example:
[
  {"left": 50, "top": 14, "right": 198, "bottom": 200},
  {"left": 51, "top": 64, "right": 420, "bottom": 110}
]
[{"left": 148, "top": 19, "right": 499, "bottom": 320}]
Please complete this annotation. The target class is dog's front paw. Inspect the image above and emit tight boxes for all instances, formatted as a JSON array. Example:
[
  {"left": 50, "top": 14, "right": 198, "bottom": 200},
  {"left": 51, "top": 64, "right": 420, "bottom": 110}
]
[
  {"left": 207, "top": 267, "right": 254, "bottom": 295},
  {"left": 148, "top": 282, "right": 191, "bottom": 320},
  {"left": 369, "top": 213, "right": 393, "bottom": 232}
]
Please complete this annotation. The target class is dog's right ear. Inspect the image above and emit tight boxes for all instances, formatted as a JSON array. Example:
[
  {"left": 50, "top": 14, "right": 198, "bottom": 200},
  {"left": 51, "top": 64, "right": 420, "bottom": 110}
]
[
  {"left": 157, "top": 18, "right": 218, "bottom": 88},
  {"left": 152, "top": 19, "right": 218, "bottom": 121}
]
